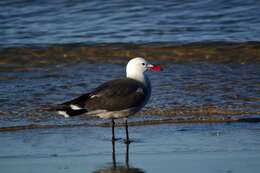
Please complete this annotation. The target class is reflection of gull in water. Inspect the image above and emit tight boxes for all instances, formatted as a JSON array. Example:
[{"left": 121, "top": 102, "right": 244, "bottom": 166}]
[
  {"left": 93, "top": 142, "right": 145, "bottom": 173},
  {"left": 93, "top": 165, "right": 144, "bottom": 173}
]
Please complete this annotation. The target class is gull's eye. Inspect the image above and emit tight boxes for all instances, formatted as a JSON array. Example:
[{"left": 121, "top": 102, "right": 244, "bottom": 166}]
[{"left": 142, "top": 63, "right": 145, "bottom": 66}]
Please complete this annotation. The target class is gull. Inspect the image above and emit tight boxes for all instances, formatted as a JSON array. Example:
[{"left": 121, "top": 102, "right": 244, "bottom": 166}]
[{"left": 55, "top": 57, "right": 162, "bottom": 143}]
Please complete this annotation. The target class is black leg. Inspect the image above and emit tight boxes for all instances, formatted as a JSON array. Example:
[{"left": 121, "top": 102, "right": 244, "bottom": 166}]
[
  {"left": 124, "top": 119, "right": 131, "bottom": 144},
  {"left": 125, "top": 141, "right": 130, "bottom": 168},
  {"left": 112, "top": 118, "right": 116, "bottom": 142},
  {"left": 112, "top": 136, "right": 116, "bottom": 169}
]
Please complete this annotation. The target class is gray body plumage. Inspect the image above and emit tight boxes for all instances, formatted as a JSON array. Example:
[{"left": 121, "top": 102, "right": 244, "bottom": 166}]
[{"left": 56, "top": 78, "right": 151, "bottom": 118}]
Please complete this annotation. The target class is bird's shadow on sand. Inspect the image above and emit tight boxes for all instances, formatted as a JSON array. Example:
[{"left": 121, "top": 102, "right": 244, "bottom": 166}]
[{"left": 92, "top": 141, "right": 145, "bottom": 173}]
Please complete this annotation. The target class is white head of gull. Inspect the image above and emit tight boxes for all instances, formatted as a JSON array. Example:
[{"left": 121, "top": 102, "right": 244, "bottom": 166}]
[
  {"left": 126, "top": 57, "right": 151, "bottom": 84},
  {"left": 55, "top": 57, "right": 162, "bottom": 143}
]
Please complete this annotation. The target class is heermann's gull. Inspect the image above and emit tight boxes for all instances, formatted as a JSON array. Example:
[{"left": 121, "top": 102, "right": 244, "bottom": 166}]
[{"left": 56, "top": 57, "right": 162, "bottom": 143}]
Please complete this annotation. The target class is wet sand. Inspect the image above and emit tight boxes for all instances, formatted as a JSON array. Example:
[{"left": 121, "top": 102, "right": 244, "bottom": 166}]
[{"left": 1, "top": 122, "right": 260, "bottom": 173}]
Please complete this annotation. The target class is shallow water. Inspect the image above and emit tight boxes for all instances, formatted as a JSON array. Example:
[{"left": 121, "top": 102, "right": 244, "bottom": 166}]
[
  {"left": 1, "top": 0, "right": 259, "bottom": 128},
  {"left": 0, "top": 60, "right": 259, "bottom": 128},
  {"left": 0, "top": 123, "right": 260, "bottom": 173},
  {"left": 1, "top": 0, "right": 260, "bottom": 47}
]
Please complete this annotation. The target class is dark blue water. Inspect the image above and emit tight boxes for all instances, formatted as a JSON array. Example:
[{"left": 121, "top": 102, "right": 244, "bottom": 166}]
[{"left": 1, "top": 0, "right": 260, "bottom": 47}]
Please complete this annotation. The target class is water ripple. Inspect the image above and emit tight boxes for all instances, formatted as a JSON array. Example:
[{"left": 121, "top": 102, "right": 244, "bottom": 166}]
[{"left": 1, "top": 0, "right": 260, "bottom": 47}]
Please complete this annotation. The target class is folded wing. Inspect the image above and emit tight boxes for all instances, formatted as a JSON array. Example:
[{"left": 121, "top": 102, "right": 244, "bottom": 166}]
[{"left": 56, "top": 78, "right": 147, "bottom": 116}]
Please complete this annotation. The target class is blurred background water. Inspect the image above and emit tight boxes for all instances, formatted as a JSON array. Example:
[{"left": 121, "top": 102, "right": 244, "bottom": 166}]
[{"left": 1, "top": 0, "right": 260, "bottom": 47}]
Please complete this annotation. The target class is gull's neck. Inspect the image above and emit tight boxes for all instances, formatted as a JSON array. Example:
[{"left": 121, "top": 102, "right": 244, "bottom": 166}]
[
  {"left": 126, "top": 71, "right": 152, "bottom": 105},
  {"left": 126, "top": 68, "right": 152, "bottom": 106},
  {"left": 126, "top": 71, "right": 150, "bottom": 87}
]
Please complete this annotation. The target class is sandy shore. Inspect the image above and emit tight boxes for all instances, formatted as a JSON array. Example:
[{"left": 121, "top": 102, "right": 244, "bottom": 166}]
[{"left": 1, "top": 122, "right": 260, "bottom": 173}]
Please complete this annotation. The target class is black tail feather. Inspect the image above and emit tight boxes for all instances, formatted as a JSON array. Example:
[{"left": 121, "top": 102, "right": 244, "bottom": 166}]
[
  {"left": 63, "top": 108, "right": 87, "bottom": 116},
  {"left": 43, "top": 103, "right": 87, "bottom": 117},
  {"left": 43, "top": 93, "right": 91, "bottom": 117}
]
